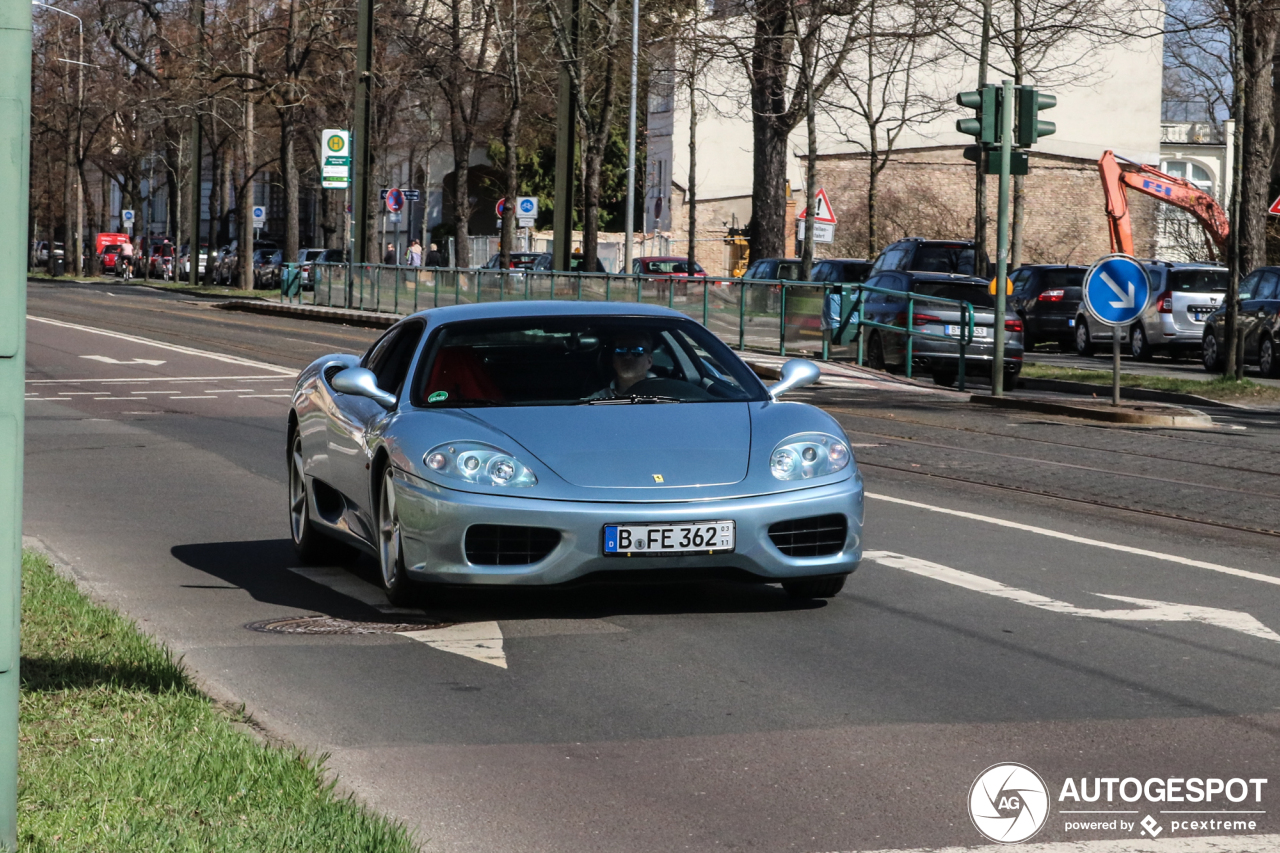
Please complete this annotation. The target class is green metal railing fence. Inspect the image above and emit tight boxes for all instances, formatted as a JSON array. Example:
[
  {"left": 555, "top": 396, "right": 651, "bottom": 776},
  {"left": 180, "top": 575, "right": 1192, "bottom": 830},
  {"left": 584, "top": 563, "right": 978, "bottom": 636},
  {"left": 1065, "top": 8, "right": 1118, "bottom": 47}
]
[{"left": 290, "top": 264, "right": 976, "bottom": 388}]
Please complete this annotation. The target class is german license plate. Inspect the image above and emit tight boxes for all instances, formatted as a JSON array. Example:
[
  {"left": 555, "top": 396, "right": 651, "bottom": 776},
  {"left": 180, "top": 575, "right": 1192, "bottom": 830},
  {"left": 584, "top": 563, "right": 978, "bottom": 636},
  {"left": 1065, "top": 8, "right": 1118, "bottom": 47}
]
[
  {"left": 603, "top": 521, "right": 735, "bottom": 555},
  {"left": 945, "top": 325, "right": 989, "bottom": 338},
  {"left": 1191, "top": 307, "right": 1212, "bottom": 321}
]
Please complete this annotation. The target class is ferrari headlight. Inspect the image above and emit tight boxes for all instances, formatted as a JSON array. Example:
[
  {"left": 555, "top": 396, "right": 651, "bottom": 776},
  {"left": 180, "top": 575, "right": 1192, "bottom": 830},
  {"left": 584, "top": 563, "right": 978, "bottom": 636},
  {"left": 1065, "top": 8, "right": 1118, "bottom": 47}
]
[
  {"left": 423, "top": 442, "right": 537, "bottom": 487},
  {"left": 769, "top": 432, "right": 851, "bottom": 481}
]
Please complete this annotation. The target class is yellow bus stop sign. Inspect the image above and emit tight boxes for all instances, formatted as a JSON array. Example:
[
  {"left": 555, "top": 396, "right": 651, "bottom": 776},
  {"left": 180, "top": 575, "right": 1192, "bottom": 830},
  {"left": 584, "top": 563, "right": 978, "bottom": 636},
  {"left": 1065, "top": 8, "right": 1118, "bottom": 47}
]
[{"left": 989, "top": 277, "right": 1013, "bottom": 296}]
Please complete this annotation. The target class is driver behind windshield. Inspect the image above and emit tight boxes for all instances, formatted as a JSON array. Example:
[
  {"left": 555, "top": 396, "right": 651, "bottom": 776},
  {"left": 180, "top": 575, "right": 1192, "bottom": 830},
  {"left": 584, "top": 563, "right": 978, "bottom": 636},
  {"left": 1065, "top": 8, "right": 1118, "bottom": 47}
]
[{"left": 588, "top": 331, "right": 658, "bottom": 399}]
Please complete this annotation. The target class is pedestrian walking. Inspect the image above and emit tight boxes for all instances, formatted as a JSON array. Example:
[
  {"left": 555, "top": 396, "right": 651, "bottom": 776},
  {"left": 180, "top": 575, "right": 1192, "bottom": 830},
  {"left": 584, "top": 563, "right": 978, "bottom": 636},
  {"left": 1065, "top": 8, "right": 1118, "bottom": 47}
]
[
  {"left": 424, "top": 242, "right": 444, "bottom": 268},
  {"left": 407, "top": 240, "right": 422, "bottom": 267},
  {"left": 383, "top": 242, "right": 398, "bottom": 265}
]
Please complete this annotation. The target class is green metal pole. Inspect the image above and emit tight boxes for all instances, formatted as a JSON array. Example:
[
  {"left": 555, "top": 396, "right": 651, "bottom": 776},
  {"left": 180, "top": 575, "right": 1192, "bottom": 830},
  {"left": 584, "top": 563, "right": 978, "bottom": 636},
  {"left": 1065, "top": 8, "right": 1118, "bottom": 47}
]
[
  {"left": 778, "top": 286, "right": 787, "bottom": 356},
  {"left": 0, "top": 1, "right": 31, "bottom": 847},
  {"left": 905, "top": 295, "right": 914, "bottom": 379},
  {"left": 992, "top": 78, "right": 1013, "bottom": 397},
  {"left": 738, "top": 284, "right": 746, "bottom": 350},
  {"left": 551, "top": 0, "right": 578, "bottom": 272},
  {"left": 702, "top": 279, "right": 709, "bottom": 325}
]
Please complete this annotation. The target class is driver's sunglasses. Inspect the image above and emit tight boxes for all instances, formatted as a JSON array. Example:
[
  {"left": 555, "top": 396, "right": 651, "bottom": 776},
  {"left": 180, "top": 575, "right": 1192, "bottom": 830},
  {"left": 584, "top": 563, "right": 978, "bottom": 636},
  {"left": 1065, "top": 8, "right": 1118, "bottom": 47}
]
[{"left": 613, "top": 346, "right": 650, "bottom": 357}]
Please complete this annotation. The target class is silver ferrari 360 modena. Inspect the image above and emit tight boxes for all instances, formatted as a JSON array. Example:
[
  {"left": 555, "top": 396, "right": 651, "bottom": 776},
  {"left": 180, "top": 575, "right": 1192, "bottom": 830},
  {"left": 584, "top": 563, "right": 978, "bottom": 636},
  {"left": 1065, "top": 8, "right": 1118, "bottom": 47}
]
[{"left": 287, "top": 302, "right": 864, "bottom": 605}]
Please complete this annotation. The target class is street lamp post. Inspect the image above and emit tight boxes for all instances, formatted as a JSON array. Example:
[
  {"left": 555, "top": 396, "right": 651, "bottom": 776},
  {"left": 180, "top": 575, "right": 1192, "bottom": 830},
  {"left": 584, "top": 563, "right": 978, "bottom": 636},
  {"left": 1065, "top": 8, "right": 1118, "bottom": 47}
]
[{"left": 33, "top": 1, "right": 84, "bottom": 277}]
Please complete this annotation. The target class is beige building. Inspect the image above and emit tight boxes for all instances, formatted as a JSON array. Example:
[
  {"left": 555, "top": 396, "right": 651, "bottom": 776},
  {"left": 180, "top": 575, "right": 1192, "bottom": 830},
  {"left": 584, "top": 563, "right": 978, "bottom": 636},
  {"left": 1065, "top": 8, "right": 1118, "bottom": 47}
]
[
  {"left": 1155, "top": 120, "right": 1233, "bottom": 263},
  {"left": 648, "top": 13, "right": 1166, "bottom": 276}
]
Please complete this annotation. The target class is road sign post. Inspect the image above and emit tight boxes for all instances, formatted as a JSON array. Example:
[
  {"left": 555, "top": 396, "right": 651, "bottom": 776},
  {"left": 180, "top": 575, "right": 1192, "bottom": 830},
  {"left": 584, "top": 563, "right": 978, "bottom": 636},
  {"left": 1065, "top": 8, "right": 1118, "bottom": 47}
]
[
  {"left": 991, "top": 79, "right": 1013, "bottom": 397},
  {"left": 321, "top": 129, "right": 350, "bottom": 190},
  {"left": 1082, "top": 254, "right": 1151, "bottom": 406},
  {"left": 0, "top": 2, "right": 30, "bottom": 847}
]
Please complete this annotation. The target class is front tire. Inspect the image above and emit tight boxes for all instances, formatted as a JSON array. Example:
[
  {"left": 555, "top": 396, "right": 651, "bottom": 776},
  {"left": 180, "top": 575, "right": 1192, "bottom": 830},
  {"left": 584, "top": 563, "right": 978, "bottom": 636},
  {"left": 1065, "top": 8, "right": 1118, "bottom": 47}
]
[
  {"left": 1074, "top": 319, "right": 1094, "bottom": 356},
  {"left": 377, "top": 467, "right": 417, "bottom": 607},
  {"left": 289, "top": 431, "right": 330, "bottom": 564},
  {"left": 782, "top": 575, "right": 848, "bottom": 599},
  {"left": 1130, "top": 324, "right": 1152, "bottom": 361}
]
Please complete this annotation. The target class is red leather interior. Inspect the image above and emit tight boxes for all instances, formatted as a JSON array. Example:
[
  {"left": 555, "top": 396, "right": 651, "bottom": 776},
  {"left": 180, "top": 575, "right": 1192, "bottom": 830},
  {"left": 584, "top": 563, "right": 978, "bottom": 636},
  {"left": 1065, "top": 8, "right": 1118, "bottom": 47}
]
[{"left": 423, "top": 347, "right": 504, "bottom": 401}]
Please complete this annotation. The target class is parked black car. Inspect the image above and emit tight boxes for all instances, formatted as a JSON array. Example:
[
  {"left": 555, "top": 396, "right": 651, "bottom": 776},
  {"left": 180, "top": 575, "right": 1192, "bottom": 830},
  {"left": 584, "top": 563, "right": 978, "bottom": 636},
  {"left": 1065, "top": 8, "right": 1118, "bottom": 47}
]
[
  {"left": 811, "top": 258, "right": 873, "bottom": 285},
  {"left": 857, "top": 269, "right": 1024, "bottom": 385},
  {"left": 531, "top": 252, "right": 607, "bottom": 273},
  {"left": 868, "top": 237, "right": 991, "bottom": 278},
  {"left": 1202, "top": 265, "right": 1280, "bottom": 376},
  {"left": 741, "top": 258, "right": 804, "bottom": 281},
  {"left": 1008, "top": 264, "right": 1086, "bottom": 349}
]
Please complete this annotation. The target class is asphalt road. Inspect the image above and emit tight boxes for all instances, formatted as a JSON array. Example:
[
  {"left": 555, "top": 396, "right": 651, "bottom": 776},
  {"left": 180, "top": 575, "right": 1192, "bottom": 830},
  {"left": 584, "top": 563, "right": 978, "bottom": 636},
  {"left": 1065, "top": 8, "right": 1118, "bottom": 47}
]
[{"left": 22, "top": 280, "right": 1280, "bottom": 852}]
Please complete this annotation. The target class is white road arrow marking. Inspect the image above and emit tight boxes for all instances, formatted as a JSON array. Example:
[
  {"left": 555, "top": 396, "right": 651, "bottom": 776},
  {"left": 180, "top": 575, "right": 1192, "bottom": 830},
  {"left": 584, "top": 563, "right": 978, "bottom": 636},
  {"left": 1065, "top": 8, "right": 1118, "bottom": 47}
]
[
  {"left": 399, "top": 621, "right": 507, "bottom": 668},
  {"left": 80, "top": 355, "right": 167, "bottom": 366},
  {"left": 864, "top": 550, "right": 1280, "bottom": 644},
  {"left": 1100, "top": 271, "right": 1135, "bottom": 309}
]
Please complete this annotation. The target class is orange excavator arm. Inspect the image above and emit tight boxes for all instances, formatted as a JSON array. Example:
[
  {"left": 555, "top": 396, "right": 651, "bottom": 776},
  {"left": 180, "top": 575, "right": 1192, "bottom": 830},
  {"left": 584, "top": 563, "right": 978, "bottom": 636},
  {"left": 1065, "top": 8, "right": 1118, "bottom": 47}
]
[{"left": 1097, "top": 149, "right": 1229, "bottom": 258}]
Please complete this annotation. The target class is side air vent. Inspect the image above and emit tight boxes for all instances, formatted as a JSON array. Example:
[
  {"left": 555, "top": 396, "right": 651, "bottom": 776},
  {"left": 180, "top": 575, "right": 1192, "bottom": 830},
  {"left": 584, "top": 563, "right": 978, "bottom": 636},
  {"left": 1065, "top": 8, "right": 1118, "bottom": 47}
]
[
  {"left": 768, "top": 514, "right": 847, "bottom": 557},
  {"left": 465, "top": 525, "right": 561, "bottom": 566},
  {"left": 323, "top": 364, "right": 346, "bottom": 385}
]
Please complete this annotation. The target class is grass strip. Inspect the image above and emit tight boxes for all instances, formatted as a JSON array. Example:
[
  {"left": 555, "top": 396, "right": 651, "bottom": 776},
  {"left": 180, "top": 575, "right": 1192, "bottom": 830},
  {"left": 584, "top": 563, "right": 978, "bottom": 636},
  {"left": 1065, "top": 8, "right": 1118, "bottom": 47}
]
[
  {"left": 18, "top": 550, "right": 416, "bottom": 852},
  {"left": 1021, "top": 363, "right": 1280, "bottom": 404}
]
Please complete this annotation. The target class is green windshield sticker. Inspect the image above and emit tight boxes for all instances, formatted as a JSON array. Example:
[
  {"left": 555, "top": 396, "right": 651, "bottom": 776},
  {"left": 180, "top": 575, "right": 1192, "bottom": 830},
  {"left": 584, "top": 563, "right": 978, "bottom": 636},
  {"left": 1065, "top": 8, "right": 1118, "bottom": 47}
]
[{"left": 428, "top": 391, "right": 448, "bottom": 403}]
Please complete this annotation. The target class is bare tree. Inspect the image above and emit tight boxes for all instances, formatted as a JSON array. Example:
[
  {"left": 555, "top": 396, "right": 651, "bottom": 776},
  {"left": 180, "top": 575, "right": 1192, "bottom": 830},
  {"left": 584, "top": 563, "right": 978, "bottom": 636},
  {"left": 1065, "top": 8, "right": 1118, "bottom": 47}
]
[{"left": 827, "top": 0, "right": 948, "bottom": 256}]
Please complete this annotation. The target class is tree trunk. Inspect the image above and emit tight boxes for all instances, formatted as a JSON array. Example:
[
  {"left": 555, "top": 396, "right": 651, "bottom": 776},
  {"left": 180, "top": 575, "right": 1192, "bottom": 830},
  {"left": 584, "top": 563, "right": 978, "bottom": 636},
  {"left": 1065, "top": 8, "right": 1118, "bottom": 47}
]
[
  {"left": 1239, "top": 5, "right": 1278, "bottom": 274},
  {"left": 748, "top": 0, "right": 795, "bottom": 264},
  {"left": 501, "top": 96, "right": 520, "bottom": 267},
  {"left": 282, "top": 115, "right": 299, "bottom": 262},
  {"left": 750, "top": 121, "right": 791, "bottom": 262},
  {"left": 452, "top": 145, "right": 472, "bottom": 268}
]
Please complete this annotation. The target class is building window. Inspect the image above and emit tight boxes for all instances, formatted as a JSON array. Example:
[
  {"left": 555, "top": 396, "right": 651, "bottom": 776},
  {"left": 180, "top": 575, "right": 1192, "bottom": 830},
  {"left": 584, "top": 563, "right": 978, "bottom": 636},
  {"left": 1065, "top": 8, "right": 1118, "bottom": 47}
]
[
  {"left": 648, "top": 68, "right": 674, "bottom": 114},
  {"left": 1161, "top": 160, "right": 1213, "bottom": 195}
]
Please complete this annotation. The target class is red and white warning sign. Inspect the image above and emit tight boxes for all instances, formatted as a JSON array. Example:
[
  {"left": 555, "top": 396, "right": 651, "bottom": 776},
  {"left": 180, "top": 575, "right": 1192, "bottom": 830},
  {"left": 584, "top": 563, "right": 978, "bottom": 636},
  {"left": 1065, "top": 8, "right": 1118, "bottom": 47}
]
[
  {"left": 797, "top": 188, "right": 837, "bottom": 224},
  {"left": 1269, "top": 195, "right": 1280, "bottom": 216}
]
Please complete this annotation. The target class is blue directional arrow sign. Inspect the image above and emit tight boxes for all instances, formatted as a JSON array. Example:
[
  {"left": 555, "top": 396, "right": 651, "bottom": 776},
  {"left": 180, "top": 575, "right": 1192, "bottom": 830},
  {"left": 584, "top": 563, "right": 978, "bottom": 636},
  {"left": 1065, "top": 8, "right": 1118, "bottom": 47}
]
[{"left": 1082, "top": 254, "right": 1150, "bottom": 327}]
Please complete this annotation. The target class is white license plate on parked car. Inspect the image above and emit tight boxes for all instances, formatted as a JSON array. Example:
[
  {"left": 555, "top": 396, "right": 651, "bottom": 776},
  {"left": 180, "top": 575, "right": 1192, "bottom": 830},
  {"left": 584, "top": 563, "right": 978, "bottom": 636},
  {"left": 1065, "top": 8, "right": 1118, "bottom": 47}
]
[
  {"left": 603, "top": 521, "right": 735, "bottom": 555},
  {"left": 1190, "top": 308, "right": 1213, "bottom": 321},
  {"left": 945, "top": 325, "right": 989, "bottom": 338}
]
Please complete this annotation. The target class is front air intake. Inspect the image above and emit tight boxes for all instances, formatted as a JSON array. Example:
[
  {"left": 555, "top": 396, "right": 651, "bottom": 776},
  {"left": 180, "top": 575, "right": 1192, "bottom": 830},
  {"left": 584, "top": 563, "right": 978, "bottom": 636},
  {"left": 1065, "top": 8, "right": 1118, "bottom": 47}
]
[
  {"left": 465, "top": 525, "right": 560, "bottom": 566},
  {"left": 768, "top": 514, "right": 847, "bottom": 557}
]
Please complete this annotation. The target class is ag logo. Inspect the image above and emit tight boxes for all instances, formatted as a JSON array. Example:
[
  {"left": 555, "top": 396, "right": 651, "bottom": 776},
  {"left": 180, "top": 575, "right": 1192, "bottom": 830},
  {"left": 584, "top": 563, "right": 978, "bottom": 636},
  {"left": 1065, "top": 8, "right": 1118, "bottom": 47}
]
[
  {"left": 327, "top": 134, "right": 345, "bottom": 152},
  {"left": 968, "top": 763, "right": 1050, "bottom": 844}
]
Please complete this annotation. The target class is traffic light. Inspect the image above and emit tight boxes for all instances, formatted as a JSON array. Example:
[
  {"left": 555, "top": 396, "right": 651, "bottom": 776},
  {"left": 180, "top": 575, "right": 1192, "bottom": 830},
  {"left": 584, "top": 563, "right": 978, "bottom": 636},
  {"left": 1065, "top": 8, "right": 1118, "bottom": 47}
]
[
  {"left": 1016, "top": 87, "right": 1056, "bottom": 147},
  {"left": 956, "top": 85, "right": 1000, "bottom": 146}
]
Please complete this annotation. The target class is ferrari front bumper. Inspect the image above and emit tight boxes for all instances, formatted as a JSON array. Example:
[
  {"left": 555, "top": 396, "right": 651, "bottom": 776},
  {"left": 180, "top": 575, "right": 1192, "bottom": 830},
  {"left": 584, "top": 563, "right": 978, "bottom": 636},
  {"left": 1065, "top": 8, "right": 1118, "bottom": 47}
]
[{"left": 392, "top": 469, "right": 864, "bottom": 586}]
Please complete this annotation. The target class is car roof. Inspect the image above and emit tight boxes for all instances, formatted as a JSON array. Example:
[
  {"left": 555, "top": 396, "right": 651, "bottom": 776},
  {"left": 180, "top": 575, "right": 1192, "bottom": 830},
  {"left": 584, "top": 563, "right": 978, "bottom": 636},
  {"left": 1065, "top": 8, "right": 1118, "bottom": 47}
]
[
  {"left": 1140, "top": 259, "right": 1227, "bottom": 270},
  {"left": 815, "top": 258, "right": 870, "bottom": 264},
  {"left": 1017, "top": 264, "right": 1087, "bottom": 270},
  {"left": 636, "top": 256, "right": 687, "bottom": 262},
  {"left": 408, "top": 300, "right": 687, "bottom": 324}
]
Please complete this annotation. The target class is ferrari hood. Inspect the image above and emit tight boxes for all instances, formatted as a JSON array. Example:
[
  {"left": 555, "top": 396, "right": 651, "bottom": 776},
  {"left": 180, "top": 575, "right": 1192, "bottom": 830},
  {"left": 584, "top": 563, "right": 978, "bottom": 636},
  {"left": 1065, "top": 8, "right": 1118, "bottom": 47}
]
[{"left": 468, "top": 404, "right": 752, "bottom": 489}]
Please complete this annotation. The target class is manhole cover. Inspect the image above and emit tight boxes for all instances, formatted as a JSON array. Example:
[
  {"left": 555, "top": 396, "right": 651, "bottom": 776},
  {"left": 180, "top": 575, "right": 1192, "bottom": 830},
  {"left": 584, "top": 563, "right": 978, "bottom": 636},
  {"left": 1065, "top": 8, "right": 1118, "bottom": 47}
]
[{"left": 246, "top": 615, "right": 453, "bottom": 635}]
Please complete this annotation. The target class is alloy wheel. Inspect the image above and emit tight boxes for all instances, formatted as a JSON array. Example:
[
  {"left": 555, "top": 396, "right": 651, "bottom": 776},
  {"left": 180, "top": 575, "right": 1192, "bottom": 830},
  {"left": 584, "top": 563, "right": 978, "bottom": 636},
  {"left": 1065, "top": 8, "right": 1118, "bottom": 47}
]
[
  {"left": 378, "top": 470, "right": 401, "bottom": 589},
  {"left": 289, "top": 434, "right": 307, "bottom": 545},
  {"left": 1203, "top": 333, "right": 1220, "bottom": 372},
  {"left": 1263, "top": 338, "right": 1276, "bottom": 377}
]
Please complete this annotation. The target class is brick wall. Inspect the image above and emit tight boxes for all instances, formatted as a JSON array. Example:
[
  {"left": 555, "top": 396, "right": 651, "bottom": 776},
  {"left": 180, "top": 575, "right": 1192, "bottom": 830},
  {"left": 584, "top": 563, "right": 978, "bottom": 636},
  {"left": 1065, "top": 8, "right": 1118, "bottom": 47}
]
[{"left": 810, "top": 147, "right": 1159, "bottom": 264}]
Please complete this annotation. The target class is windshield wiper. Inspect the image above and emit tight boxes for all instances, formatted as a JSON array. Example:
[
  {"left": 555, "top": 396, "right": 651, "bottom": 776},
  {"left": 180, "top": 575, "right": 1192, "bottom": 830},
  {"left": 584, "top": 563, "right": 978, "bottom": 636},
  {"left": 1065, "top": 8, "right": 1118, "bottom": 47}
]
[{"left": 586, "top": 394, "right": 684, "bottom": 405}]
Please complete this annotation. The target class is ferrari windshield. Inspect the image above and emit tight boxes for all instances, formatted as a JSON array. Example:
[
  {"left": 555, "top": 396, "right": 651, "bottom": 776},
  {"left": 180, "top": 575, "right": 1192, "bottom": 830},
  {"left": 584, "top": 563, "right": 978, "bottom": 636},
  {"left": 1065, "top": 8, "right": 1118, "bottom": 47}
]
[{"left": 414, "top": 316, "right": 767, "bottom": 407}]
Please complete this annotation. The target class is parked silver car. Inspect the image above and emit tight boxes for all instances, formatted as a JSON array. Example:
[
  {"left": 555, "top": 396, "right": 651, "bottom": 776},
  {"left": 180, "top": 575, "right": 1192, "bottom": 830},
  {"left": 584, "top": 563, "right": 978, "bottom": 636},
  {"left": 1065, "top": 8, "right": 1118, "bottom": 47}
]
[
  {"left": 287, "top": 302, "right": 865, "bottom": 605},
  {"left": 857, "top": 270, "right": 1025, "bottom": 386},
  {"left": 1073, "top": 261, "right": 1227, "bottom": 359}
]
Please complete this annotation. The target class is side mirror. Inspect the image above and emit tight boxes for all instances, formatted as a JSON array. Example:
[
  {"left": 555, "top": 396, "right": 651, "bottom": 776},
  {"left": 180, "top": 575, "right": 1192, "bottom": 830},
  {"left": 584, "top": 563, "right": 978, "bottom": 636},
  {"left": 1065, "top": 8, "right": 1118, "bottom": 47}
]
[
  {"left": 330, "top": 367, "right": 397, "bottom": 410},
  {"left": 768, "top": 358, "right": 822, "bottom": 398}
]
